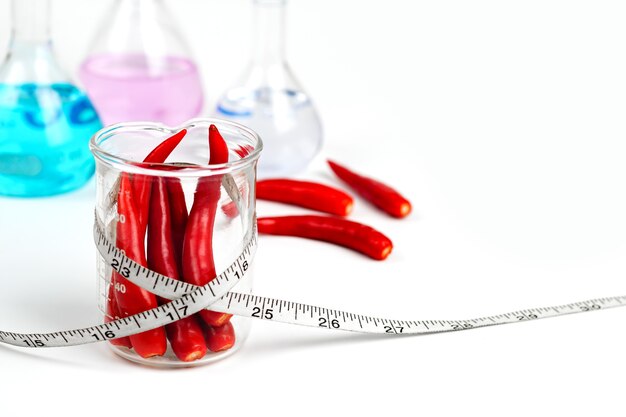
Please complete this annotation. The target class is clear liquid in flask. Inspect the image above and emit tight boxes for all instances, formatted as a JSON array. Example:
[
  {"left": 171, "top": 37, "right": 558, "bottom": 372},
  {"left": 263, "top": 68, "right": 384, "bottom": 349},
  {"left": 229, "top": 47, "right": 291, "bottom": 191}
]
[{"left": 216, "top": 86, "right": 322, "bottom": 177}]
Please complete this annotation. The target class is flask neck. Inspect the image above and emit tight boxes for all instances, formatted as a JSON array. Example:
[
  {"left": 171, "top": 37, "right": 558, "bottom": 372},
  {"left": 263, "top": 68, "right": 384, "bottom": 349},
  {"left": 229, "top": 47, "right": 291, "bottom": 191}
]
[
  {"left": 117, "top": 0, "right": 164, "bottom": 15},
  {"left": 11, "top": 0, "right": 52, "bottom": 44},
  {"left": 252, "top": 0, "right": 287, "bottom": 67},
  {"left": 0, "top": 0, "right": 67, "bottom": 84}
]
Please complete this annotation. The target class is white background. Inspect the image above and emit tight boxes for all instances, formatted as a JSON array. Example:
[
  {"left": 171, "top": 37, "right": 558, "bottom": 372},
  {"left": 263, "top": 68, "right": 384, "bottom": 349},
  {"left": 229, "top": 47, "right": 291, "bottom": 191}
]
[{"left": 1, "top": 0, "right": 626, "bottom": 415}]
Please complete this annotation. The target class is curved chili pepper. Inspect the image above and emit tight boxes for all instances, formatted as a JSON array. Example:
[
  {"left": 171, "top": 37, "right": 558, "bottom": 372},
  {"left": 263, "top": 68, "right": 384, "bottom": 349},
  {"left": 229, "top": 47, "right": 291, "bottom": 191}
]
[
  {"left": 208, "top": 124, "right": 229, "bottom": 163},
  {"left": 327, "top": 160, "right": 411, "bottom": 218},
  {"left": 257, "top": 179, "right": 354, "bottom": 216},
  {"left": 144, "top": 129, "right": 188, "bottom": 164},
  {"left": 257, "top": 215, "right": 393, "bottom": 260},
  {"left": 204, "top": 321, "right": 236, "bottom": 352},
  {"left": 148, "top": 177, "right": 207, "bottom": 362},
  {"left": 114, "top": 174, "right": 167, "bottom": 358},
  {"left": 182, "top": 125, "right": 233, "bottom": 328},
  {"left": 132, "top": 129, "right": 188, "bottom": 232}
]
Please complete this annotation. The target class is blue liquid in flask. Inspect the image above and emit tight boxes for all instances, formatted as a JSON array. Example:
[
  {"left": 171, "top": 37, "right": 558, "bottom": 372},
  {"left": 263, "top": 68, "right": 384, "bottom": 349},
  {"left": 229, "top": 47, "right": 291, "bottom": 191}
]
[{"left": 0, "top": 83, "right": 102, "bottom": 197}]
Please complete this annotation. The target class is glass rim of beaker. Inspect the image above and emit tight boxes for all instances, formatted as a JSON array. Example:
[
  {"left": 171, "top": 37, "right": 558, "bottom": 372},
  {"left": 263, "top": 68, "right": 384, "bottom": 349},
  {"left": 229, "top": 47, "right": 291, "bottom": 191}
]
[{"left": 89, "top": 118, "right": 263, "bottom": 177}]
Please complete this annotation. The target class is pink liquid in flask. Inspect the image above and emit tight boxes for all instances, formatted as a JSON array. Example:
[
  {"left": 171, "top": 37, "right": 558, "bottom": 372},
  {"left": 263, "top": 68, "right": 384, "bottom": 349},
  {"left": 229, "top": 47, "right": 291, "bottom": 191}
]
[{"left": 79, "top": 54, "right": 204, "bottom": 126}]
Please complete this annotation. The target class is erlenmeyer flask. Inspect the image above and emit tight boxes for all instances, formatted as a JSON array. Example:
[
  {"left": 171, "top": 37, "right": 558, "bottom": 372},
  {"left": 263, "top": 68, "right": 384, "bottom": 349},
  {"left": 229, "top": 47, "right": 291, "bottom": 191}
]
[
  {"left": 79, "top": 0, "right": 204, "bottom": 126},
  {"left": 215, "top": 0, "right": 323, "bottom": 177},
  {"left": 0, "top": 0, "right": 102, "bottom": 197}
]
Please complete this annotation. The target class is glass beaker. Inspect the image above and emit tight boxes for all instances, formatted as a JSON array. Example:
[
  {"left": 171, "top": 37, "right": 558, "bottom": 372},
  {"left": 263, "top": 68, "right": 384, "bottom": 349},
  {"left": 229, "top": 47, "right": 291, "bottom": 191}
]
[
  {"left": 80, "top": 0, "right": 204, "bottom": 126},
  {"left": 0, "top": 0, "right": 102, "bottom": 197},
  {"left": 214, "top": 0, "right": 323, "bottom": 177},
  {"left": 90, "top": 118, "right": 261, "bottom": 367}
]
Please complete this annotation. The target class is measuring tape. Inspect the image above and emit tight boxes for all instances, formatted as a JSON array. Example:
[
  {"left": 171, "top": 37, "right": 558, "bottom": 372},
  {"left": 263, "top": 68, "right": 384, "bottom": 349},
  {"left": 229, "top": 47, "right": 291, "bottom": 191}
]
[{"left": 0, "top": 214, "right": 624, "bottom": 349}]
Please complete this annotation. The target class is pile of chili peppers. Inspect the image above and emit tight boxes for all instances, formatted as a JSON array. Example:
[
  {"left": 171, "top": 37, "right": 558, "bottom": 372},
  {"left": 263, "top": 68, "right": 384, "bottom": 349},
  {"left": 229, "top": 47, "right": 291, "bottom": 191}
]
[
  {"left": 256, "top": 160, "right": 411, "bottom": 261},
  {"left": 108, "top": 125, "right": 411, "bottom": 362},
  {"left": 109, "top": 126, "right": 235, "bottom": 361}
]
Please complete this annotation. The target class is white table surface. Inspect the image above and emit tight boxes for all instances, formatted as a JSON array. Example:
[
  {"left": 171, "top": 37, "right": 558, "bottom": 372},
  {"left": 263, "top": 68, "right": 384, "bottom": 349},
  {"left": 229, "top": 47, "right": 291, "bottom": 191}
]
[{"left": 1, "top": 0, "right": 626, "bottom": 415}]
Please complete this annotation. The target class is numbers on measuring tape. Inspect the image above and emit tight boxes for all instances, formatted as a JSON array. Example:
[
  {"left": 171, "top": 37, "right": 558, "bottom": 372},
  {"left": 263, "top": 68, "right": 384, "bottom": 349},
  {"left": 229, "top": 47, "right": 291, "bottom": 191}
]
[
  {"left": 91, "top": 331, "right": 116, "bottom": 341},
  {"left": 110, "top": 258, "right": 131, "bottom": 279},
  {"left": 384, "top": 325, "right": 404, "bottom": 334},
  {"left": 165, "top": 305, "right": 190, "bottom": 321},
  {"left": 451, "top": 323, "right": 473, "bottom": 330},
  {"left": 251, "top": 307, "right": 273, "bottom": 319},
  {"left": 319, "top": 317, "right": 340, "bottom": 328},
  {"left": 242, "top": 261, "right": 249, "bottom": 271},
  {"left": 23, "top": 339, "right": 44, "bottom": 347},
  {"left": 580, "top": 304, "right": 601, "bottom": 312},
  {"left": 517, "top": 313, "right": 538, "bottom": 321}
]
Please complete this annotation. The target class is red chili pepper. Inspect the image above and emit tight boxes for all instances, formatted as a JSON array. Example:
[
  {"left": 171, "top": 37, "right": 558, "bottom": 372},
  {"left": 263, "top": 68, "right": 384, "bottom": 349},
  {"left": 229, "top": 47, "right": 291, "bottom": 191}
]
[
  {"left": 182, "top": 125, "right": 233, "bottom": 328},
  {"left": 114, "top": 174, "right": 167, "bottom": 358},
  {"left": 166, "top": 179, "right": 188, "bottom": 276},
  {"left": 257, "top": 179, "right": 354, "bottom": 216},
  {"left": 208, "top": 124, "right": 229, "bottom": 164},
  {"left": 105, "top": 130, "right": 187, "bottom": 351},
  {"left": 148, "top": 177, "right": 207, "bottom": 362},
  {"left": 327, "top": 160, "right": 412, "bottom": 218},
  {"left": 221, "top": 183, "right": 247, "bottom": 219},
  {"left": 221, "top": 199, "right": 239, "bottom": 219},
  {"left": 234, "top": 144, "right": 254, "bottom": 159},
  {"left": 224, "top": 143, "right": 254, "bottom": 217},
  {"left": 257, "top": 215, "right": 393, "bottom": 260},
  {"left": 132, "top": 129, "right": 188, "bottom": 232},
  {"left": 200, "top": 310, "right": 232, "bottom": 327},
  {"left": 204, "top": 321, "right": 236, "bottom": 352},
  {"left": 144, "top": 129, "right": 188, "bottom": 164}
]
